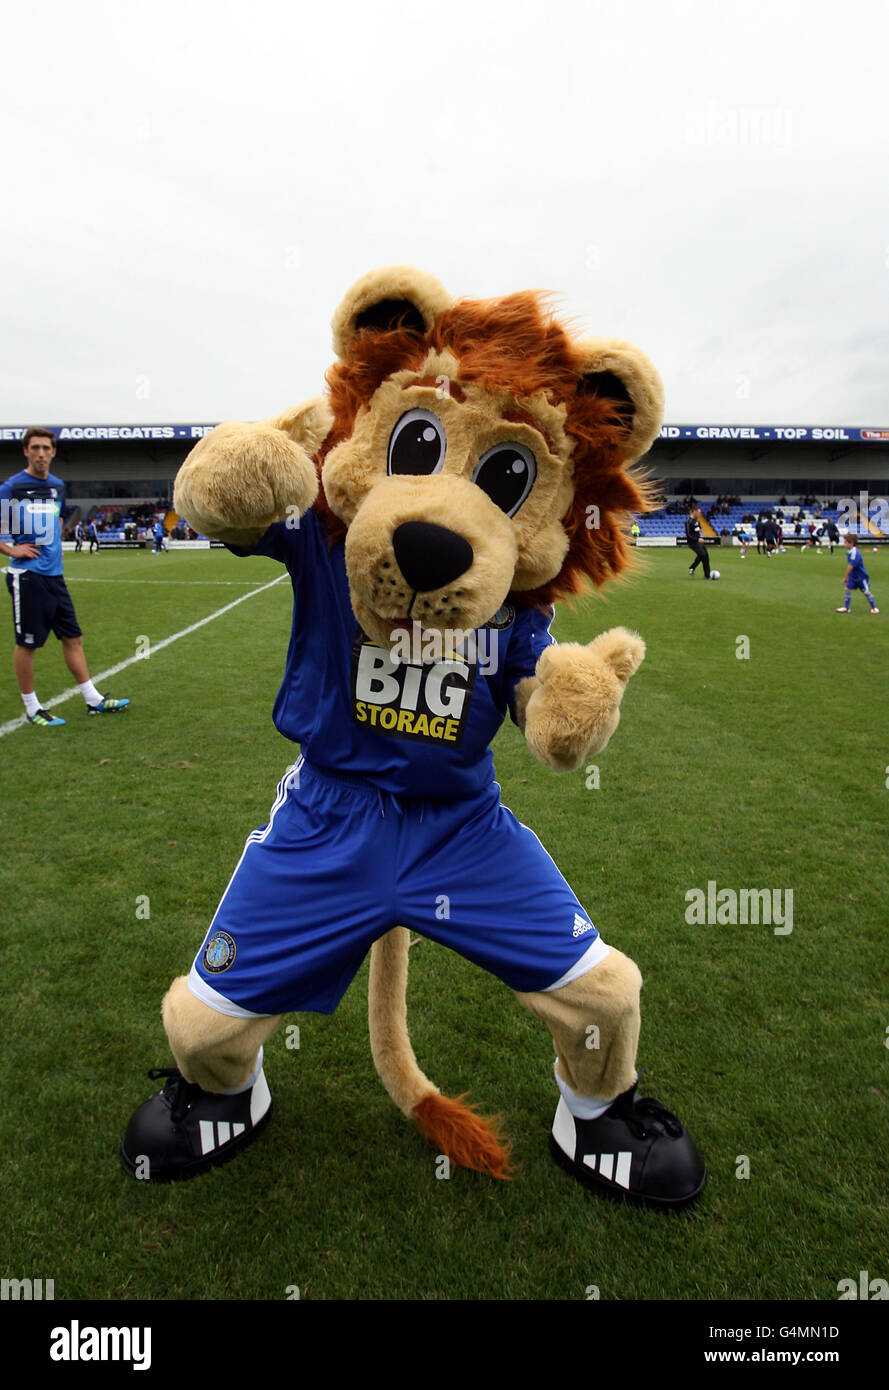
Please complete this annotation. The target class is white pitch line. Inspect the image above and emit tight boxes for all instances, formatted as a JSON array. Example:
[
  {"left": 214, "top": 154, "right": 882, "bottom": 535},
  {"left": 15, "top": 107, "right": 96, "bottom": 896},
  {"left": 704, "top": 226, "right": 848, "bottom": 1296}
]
[
  {"left": 0, "top": 574, "right": 287, "bottom": 739},
  {"left": 64, "top": 578, "right": 265, "bottom": 586}
]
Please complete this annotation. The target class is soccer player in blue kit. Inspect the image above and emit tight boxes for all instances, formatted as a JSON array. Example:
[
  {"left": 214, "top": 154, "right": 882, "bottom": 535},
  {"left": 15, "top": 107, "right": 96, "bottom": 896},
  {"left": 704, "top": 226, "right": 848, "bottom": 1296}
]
[
  {"left": 835, "top": 532, "right": 879, "bottom": 614},
  {"left": 0, "top": 427, "right": 131, "bottom": 725}
]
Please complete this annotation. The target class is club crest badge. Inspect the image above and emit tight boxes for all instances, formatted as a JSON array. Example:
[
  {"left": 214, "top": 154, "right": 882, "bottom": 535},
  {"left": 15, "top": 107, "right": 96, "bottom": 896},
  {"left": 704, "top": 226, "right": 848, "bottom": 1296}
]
[
  {"left": 486, "top": 603, "right": 515, "bottom": 630},
  {"left": 203, "top": 930, "right": 237, "bottom": 973}
]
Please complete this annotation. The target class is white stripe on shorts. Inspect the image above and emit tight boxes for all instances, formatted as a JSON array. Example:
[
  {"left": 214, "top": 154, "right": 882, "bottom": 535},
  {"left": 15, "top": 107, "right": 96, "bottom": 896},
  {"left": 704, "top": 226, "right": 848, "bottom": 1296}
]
[
  {"left": 185, "top": 757, "right": 304, "bottom": 1018},
  {"left": 511, "top": 800, "right": 611, "bottom": 991},
  {"left": 10, "top": 569, "right": 21, "bottom": 633}
]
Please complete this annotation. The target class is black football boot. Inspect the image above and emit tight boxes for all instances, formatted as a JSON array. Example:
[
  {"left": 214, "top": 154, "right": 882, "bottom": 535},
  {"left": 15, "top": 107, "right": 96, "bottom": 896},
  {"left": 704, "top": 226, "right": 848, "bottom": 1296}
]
[
  {"left": 120, "top": 1065, "right": 272, "bottom": 1182},
  {"left": 549, "top": 1079, "right": 705, "bottom": 1209}
]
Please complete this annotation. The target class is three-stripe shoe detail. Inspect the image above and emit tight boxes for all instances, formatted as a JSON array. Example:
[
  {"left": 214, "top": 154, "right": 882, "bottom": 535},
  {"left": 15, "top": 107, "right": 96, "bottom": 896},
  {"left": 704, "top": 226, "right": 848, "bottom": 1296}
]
[
  {"left": 87, "top": 696, "right": 130, "bottom": 714},
  {"left": 549, "top": 1087, "right": 706, "bottom": 1208},
  {"left": 28, "top": 709, "right": 66, "bottom": 727},
  {"left": 583, "top": 1150, "right": 632, "bottom": 1189},
  {"left": 200, "top": 1119, "right": 247, "bottom": 1154},
  {"left": 197, "top": 1070, "right": 272, "bottom": 1154}
]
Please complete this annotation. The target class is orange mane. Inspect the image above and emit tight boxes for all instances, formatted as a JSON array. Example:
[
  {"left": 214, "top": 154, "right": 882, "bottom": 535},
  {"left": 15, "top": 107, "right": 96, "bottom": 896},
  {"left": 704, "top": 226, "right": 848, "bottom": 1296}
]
[{"left": 315, "top": 291, "right": 657, "bottom": 604}]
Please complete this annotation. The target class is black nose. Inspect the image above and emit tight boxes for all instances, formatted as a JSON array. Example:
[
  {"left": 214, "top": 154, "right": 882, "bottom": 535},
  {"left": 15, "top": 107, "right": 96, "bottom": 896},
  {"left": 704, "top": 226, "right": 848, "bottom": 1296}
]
[{"left": 392, "top": 521, "right": 474, "bottom": 593}]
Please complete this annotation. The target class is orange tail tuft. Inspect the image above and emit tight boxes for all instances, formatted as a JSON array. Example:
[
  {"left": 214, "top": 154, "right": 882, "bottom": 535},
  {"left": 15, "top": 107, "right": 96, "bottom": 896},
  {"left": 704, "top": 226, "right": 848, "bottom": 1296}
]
[{"left": 413, "top": 1092, "right": 513, "bottom": 1179}]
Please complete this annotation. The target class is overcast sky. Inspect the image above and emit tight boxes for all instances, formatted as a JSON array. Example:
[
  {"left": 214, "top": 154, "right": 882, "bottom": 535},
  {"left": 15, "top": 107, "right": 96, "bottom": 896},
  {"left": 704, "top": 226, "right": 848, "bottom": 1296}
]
[{"left": 2, "top": 0, "right": 887, "bottom": 427}]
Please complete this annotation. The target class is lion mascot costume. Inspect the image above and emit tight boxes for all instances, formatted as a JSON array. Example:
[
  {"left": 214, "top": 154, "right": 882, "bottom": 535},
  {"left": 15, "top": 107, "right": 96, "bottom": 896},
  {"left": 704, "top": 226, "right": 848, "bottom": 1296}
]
[{"left": 121, "top": 267, "right": 705, "bottom": 1208}]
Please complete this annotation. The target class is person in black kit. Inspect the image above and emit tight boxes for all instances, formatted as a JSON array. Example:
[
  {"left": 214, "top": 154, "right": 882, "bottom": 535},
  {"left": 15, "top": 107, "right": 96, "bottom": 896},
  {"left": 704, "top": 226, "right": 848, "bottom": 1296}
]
[
  {"left": 826, "top": 518, "right": 840, "bottom": 554},
  {"left": 686, "top": 505, "right": 712, "bottom": 578}
]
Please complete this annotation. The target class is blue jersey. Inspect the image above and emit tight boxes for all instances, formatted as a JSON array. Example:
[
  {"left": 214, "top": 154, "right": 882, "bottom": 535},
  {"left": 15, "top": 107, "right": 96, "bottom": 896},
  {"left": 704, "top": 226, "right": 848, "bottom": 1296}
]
[
  {"left": 846, "top": 546, "right": 868, "bottom": 582},
  {"left": 235, "top": 509, "right": 557, "bottom": 800},
  {"left": 154, "top": 522, "right": 164, "bottom": 539},
  {"left": 0, "top": 470, "right": 68, "bottom": 576}
]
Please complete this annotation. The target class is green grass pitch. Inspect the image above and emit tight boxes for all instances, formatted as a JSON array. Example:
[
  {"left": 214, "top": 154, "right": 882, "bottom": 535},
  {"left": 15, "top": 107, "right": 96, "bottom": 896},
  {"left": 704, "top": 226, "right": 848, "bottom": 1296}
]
[{"left": 1, "top": 543, "right": 886, "bottom": 1300}]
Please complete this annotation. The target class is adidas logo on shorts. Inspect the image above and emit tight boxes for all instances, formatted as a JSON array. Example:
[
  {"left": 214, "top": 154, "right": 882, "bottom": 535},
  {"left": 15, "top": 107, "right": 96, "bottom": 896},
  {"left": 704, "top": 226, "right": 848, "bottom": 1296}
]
[{"left": 572, "top": 912, "right": 595, "bottom": 938}]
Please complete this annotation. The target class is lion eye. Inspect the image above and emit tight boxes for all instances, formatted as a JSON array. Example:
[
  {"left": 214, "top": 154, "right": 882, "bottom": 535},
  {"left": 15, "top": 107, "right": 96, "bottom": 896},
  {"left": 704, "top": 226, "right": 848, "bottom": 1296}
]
[
  {"left": 472, "top": 442, "right": 537, "bottom": 516},
  {"left": 388, "top": 410, "right": 446, "bottom": 476}
]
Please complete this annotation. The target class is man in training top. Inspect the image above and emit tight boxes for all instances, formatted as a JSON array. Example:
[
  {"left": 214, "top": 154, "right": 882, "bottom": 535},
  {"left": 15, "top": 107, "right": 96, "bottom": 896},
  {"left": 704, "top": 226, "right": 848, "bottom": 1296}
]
[{"left": 0, "top": 427, "right": 131, "bottom": 726}]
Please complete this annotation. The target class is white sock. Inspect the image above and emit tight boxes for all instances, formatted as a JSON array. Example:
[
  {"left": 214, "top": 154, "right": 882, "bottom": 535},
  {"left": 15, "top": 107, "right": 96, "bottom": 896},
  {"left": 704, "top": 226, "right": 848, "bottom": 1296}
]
[
  {"left": 554, "top": 1060, "right": 613, "bottom": 1121},
  {"left": 219, "top": 1046, "right": 264, "bottom": 1097},
  {"left": 22, "top": 691, "right": 41, "bottom": 717},
  {"left": 78, "top": 679, "right": 102, "bottom": 706}
]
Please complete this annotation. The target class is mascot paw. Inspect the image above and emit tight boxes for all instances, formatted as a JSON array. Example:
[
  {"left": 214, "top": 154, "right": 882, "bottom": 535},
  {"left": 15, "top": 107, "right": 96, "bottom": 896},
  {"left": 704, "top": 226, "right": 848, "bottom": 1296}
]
[
  {"left": 120, "top": 1066, "right": 273, "bottom": 1183},
  {"left": 173, "top": 419, "right": 319, "bottom": 546},
  {"left": 549, "top": 1082, "right": 706, "bottom": 1210},
  {"left": 522, "top": 627, "right": 645, "bottom": 771},
  {"left": 584, "top": 626, "right": 646, "bottom": 683}
]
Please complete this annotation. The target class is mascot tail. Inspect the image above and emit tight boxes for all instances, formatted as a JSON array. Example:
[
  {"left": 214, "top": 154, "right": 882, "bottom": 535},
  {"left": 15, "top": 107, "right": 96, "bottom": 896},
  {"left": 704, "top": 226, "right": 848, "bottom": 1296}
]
[{"left": 368, "top": 927, "right": 512, "bottom": 1178}]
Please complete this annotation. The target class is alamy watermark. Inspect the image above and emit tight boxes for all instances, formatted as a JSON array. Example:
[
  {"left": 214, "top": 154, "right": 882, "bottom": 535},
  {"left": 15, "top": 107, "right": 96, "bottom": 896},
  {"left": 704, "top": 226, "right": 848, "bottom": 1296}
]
[
  {"left": 837, "top": 1269, "right": 887, "bottom": 1299},
  {"left": 835, "top": 491, "right": 889, "bottom": 535},
  {"left": 2, "top": 1276, "right": 54, "bottom": 1300},
  {"left": 685, "top": 881, "right": 793, "bottom": 935},
  {"left": 49, "top": 1321, "right": 151, "bottom": 1370},
  {"left": 0, "top": 500, "right": 54, "bottom": 545},
  {"left": 685, "top": 105, "right": 793, "bottom": 156},
  {"left": 388, "top": 620, "right": 499, "bottom": 674}
]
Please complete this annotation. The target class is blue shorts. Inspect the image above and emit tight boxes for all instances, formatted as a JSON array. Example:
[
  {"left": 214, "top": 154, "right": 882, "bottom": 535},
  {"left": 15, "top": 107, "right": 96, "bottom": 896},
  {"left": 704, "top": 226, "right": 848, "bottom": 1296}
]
[
  {"left": 847, "top": 576, "right": 870, "bottom": 591},
  {"left": 189, "top": 758, "right": 607, "bottom": 1017}
]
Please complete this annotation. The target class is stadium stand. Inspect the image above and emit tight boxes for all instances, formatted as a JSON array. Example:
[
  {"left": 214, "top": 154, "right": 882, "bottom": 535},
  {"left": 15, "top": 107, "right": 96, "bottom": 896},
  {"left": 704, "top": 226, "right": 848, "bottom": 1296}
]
[{"left": 635, "top": 500, "right": 889, "bottom": 543}]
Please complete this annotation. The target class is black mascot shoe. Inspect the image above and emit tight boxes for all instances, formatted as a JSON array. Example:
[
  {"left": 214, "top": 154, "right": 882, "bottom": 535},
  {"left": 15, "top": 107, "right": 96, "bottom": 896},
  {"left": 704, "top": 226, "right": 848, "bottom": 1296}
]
[
  {"left": 549, "top": 1080, "right": 706, "bottom": 1210},
  {"left": 120, "top": 1065, "right": 272, "bottom": 1182}
]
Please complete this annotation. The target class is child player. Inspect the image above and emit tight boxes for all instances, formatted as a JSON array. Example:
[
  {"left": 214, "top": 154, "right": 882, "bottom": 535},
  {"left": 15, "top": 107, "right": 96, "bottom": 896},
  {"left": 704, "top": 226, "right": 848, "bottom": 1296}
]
[{"left": 836, "top": 533, "right": 879, "bottom": 614}]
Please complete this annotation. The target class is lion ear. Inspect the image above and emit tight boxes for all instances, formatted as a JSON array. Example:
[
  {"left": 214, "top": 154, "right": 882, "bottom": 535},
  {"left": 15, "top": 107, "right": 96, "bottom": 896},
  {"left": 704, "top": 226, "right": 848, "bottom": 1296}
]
[
  {"left": 331, "top": 266, "right": 453, "bottom": 360},
  {"left": 267, "top": 397, "right": 333, "bottom": 458},
  {"left": 573, "top": 338, "right": 665, "bottom": 462}
]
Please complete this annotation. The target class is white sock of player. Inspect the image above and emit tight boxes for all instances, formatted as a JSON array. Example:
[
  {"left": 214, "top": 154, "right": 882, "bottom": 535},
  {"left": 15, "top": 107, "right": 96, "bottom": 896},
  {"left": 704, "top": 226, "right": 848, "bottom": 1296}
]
[
  {"left": 22, "top": 690, "right": 41, "bottom": 717},
  {"left": 218, "top": 1046, "right": 264, "bottom": 1097},
  {"left": 554, "top": 1060, "right": 613, "bottom": 1121},
  {"left": 78, "top": 679, "right": 103, "bottom": 706}
]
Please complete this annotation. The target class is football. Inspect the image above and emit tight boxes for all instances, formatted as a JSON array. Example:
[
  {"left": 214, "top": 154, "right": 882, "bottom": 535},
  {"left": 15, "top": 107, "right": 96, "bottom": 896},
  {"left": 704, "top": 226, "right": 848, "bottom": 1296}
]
[{"left": 711, "top": 570, "right": 720, "bottom": 579}]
